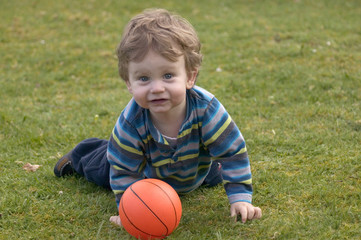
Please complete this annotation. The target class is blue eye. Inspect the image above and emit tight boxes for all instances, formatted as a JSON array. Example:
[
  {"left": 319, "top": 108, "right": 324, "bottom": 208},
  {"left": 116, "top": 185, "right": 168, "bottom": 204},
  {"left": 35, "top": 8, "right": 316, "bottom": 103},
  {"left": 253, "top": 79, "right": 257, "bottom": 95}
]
[
  {"left": 164, "top": 73, "right": 173, "bottom": 79},
  {"left": 139, "top": 76, "right": 149, "bottom": 82}
]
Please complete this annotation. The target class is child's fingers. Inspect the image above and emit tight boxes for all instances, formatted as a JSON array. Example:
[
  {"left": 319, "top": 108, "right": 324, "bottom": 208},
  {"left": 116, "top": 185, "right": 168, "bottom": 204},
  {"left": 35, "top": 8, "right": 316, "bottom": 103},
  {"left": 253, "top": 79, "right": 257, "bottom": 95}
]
[
  {"left": 230, "top": 207, "right": 238, "bottom": 222},
  {"left": 230, "top": 202, "right": 262, "bottom": 223},
  {"left": 230, "top": 205, "right": 245, "bottom": 222},
  {"left": 239, "top": 207, "right": 248, "bottom": 223},
  {"left": 109, "top": 215, "right": 122, "bottom": 227},
  {"left": 247, "top": 206, "right": 255, "bottom": 221},
  {"left": 254, "top": 207, "right": 262, "bottom": 219}
]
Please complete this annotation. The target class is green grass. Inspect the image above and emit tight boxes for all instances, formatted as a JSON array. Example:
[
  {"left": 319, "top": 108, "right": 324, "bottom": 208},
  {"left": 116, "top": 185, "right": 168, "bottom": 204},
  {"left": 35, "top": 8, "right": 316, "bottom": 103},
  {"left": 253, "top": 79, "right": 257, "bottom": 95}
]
[{"left": 1, "top": 0, "right": 360, "bottom": 239}]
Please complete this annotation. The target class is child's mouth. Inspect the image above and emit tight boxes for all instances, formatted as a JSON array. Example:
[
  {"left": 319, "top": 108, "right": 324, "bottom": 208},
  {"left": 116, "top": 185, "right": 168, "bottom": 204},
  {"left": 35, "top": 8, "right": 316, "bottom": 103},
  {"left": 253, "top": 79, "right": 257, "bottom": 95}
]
[{"left": 150, "top": 99, "right": 167, "bottom": 104}]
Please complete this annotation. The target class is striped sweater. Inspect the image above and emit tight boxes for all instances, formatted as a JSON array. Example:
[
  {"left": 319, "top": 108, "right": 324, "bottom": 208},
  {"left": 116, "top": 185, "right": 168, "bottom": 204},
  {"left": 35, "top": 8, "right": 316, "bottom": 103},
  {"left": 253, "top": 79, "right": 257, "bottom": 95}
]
[{"left": 107, "top": 86, "right": 253, "bottom": 207}]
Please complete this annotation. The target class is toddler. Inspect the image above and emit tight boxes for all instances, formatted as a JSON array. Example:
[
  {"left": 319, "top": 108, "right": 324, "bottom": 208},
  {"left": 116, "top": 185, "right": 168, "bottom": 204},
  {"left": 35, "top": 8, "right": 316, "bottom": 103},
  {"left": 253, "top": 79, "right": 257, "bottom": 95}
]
[{"left": 54, "top": 8, "right": 262, "bottom": 226}]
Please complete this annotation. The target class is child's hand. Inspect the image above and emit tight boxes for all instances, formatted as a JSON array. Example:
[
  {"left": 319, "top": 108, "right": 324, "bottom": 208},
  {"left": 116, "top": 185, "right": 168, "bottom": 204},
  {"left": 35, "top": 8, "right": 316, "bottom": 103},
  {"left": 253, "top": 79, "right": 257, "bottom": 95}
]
[
  {"left": 109, "top": 215, "right": 122, "bottom": 227},
  {"left": 230, "top": 202, "right": 262, "bottom": 223}
]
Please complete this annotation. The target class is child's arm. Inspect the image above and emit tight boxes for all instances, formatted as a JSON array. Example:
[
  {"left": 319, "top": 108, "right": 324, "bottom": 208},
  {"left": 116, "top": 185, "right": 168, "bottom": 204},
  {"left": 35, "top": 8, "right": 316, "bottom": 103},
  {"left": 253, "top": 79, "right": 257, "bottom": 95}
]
[
  {"left": 201, "top": 96, "right": 261, "bottom": 220},
  {"left": 107, "top": 114, "right": 147, "bottom": 207},
  {"left": 202, "top": 100, "right": 253, "bottom": 199},
  {"left": 107, "top": 116, "right": 146, "bottom": 227},
  {"left": 230, "top": 201, "right": 262, "bottom": 223}
]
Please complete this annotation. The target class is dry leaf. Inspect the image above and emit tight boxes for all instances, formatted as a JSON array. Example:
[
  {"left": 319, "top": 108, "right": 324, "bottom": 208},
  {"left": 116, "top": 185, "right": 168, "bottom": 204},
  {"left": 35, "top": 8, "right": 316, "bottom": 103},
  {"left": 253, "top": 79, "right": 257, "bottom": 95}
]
[{"left": 23, "top": 163, "right": 42, "bottom": 172}]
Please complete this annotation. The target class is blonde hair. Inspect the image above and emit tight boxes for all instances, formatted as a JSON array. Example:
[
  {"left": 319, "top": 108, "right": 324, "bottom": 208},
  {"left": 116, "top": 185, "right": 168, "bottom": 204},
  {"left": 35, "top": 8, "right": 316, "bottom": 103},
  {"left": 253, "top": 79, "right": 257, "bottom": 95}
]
[{"left": 116, "top": 9, "right": 202, "bottom": 82}]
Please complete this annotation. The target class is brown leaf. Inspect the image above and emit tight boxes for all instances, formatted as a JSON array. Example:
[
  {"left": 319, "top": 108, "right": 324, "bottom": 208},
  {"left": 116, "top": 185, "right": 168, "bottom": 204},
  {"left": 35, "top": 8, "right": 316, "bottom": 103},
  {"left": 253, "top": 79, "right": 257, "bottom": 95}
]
[{"left": 23, "top": 163, "right": 42, "bottom": 172}]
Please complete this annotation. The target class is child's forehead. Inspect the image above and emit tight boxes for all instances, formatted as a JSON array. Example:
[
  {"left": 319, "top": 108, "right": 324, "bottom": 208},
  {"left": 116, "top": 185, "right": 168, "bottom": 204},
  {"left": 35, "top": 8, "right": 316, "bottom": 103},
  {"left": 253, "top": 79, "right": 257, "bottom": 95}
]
[
  {"left": 131, "top": 46, "right": 183, "bottom": 63},
  {"left": 130, "top": 49, "right": 184, "bottom": 65}
]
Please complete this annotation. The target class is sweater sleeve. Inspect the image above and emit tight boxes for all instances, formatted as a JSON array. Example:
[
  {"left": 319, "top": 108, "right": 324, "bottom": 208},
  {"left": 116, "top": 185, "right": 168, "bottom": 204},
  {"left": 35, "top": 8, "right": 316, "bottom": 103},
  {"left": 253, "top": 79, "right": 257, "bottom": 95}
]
[
  {"left": 107, "top": 114, "right": 146, "bottom": 208},
  {"left": 201, "top": 97, "right": 253, "bottom": 204}
]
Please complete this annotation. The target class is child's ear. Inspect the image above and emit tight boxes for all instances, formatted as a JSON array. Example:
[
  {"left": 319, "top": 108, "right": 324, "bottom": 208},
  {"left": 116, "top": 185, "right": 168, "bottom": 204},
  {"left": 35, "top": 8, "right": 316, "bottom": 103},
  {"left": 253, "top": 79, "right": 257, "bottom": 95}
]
[
  {"left": 125, "top": 81, "right": 133, "bottom": 94},
  {"left": 186, "top": 69, "right": 198, "bottom": 89}
]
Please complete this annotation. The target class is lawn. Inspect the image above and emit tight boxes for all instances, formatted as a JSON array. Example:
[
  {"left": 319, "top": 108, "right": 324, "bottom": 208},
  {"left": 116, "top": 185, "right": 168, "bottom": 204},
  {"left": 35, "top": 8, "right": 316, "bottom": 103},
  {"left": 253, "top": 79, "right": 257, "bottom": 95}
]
[{"left": 1, "top": 0, "right": 360, "bottom": 239}]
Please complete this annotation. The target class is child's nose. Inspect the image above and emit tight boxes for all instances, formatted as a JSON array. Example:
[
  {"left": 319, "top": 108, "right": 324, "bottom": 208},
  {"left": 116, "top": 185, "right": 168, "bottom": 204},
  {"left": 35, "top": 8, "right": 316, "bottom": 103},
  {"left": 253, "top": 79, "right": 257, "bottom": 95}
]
[{"left": 150, "top": 80, "right": 165, "bottom": 93}]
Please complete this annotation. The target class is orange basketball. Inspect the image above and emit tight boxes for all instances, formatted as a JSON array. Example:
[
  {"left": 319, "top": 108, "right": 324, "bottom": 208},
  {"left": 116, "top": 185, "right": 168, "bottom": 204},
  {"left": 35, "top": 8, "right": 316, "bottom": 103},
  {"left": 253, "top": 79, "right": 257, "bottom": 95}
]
[{"left": 119, "top": 179, "right": 182, "bottom": 240}]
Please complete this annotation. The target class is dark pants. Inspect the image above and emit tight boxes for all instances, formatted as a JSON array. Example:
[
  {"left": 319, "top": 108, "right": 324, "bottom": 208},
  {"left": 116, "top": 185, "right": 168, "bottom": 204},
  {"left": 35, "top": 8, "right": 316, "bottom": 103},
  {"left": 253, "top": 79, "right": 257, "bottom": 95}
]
[
  {"left": 70, "top": 138, "right": 111, "bottom": 189},
  {"left": 69, "top": 138, "right": 222, "bottom": 190}
]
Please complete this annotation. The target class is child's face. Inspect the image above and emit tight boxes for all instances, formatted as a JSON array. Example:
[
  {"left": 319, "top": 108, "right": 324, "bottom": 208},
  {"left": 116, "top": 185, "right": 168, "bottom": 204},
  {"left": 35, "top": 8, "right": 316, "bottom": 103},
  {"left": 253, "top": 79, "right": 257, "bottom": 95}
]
[{"left": 126, "top": 50, "right": 197, "bottom": 116}]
